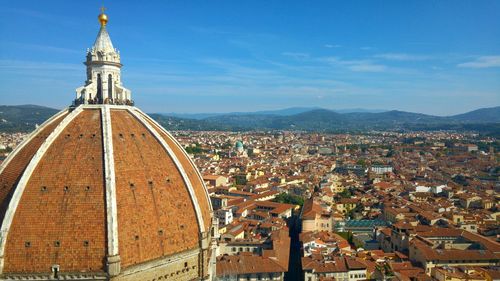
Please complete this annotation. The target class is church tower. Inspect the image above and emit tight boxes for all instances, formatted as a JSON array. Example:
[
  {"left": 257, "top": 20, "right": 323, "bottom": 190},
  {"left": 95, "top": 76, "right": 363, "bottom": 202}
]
[{"left": 75, "top": 8, "right": 132, "bottom": 105}]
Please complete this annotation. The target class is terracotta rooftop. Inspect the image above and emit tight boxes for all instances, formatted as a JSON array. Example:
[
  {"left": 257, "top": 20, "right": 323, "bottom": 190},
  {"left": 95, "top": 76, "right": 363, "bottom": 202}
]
[
  {"left": 411, "top": 236, "right": 499, "bottom": 261},
  {"left": 216, "top": 229, "right": 290, "bottom": 276},
  {"left": 302, "top": 256, "right": 367, "bottom": 273},
  {"left": 302, "top": 198, "right": 323, "bottom": 220}
]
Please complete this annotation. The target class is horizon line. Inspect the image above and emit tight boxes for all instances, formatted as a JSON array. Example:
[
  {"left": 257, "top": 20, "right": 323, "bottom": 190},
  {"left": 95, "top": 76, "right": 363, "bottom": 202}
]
[{"left": 1, "top": 103, "right": 498, "bottom": 118}]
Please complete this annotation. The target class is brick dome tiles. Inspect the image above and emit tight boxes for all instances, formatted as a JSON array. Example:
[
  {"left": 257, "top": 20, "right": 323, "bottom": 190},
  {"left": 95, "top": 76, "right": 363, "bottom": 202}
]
[{"left": 0, "top": 106, "right": 212, "bottom": 275}]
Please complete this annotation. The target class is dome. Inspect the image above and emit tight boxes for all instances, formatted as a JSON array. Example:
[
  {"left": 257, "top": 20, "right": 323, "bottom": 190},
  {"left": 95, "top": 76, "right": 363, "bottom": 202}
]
[
  {"left": 0, "top": 107, "right": 214, "bottom": 279},
  {"left": 0, "top": 8, "right": 215, "bottom": 281},
  {"left": 235, "top": 141, "right": 244, "bottom": 149}
]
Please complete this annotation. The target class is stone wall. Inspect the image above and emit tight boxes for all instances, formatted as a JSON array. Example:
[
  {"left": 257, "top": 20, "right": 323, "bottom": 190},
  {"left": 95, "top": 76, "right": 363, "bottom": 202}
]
[{"left": 114, "top": 248, "right": 201, "bottom": 281}]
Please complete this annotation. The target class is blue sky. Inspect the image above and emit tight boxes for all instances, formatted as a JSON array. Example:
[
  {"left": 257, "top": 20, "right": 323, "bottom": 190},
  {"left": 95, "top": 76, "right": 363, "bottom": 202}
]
[{"left": 0, "top": 0, "right": 499, "bottom": 115}]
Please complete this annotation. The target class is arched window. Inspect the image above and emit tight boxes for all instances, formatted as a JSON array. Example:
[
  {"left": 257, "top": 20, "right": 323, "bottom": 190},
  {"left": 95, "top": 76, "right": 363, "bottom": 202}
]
[
  {"left": 96, "top": 74, "right": 102, "bottom": 103},
  {"left": 108, "top": 74, "right": 113, "bottom": 99}
]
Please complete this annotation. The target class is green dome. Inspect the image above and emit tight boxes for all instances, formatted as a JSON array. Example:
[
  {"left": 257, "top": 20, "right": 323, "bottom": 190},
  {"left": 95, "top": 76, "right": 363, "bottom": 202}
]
[{"left": 235, "top": 141, "right": 244, "bottom": 149}]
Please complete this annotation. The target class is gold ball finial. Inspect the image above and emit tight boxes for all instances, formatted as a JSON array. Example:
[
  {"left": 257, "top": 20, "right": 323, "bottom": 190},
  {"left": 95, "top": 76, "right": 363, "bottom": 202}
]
[{"left": 98, "top": 6, "right": 108, "bottom": 26}]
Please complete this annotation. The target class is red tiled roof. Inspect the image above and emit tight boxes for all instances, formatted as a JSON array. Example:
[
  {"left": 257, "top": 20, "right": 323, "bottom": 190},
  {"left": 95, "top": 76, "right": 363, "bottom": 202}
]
[{"left": 217, "top": 229, "right": 290, "bottom": 275}]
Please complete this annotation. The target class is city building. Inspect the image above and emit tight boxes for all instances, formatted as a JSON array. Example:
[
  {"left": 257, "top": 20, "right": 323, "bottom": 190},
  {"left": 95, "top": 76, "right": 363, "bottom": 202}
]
[
  {"left": 302, "top": 256, "right": 368, "bottom": 281},
  {"left": 301, "top": 199, "right": 334, "bottom": 232},
  {"left": 216, "top": 229, "right": 290, "bottom": 281},
  {"left": 204, "top": 174, "right": 228, "bottom": 188},
  {"left": 370, "top": 165, "right": 393, "bottom": 175},
  {"left": 409, "top": 230, "right": 500, "bottom": 275}
]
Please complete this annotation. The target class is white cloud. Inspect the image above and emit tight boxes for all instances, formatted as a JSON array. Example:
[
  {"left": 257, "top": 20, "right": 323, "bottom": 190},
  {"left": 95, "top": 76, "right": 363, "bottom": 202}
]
[
  {"left": 324, "top": 44, "right": 341, "bottom": 48},
  {"left": 374, "top": 53, "right": 431, "bottom": 61},
  {"left": 319, "top": 57, "right": 387, "bottom": 72},
  {"left": 457, "top": 56, "right": 500, "bottom": 68}
]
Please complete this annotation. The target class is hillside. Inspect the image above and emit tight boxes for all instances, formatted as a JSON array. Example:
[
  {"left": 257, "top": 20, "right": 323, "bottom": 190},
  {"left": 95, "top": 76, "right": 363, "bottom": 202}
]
[
  {"left": 161, "top": 107, "right": 387, "bottom": 120},
  {"left": 0, "top": 105, "right": 59, "bottom": 132},
  {"left": 450, "top": 106, "right": 500, "bottom": 123},
  {"left": 0, "top": 105, "right": 498, "bottom": 136},
  {"left": 164, "top": 107, "right": 320, "bottom": 120},
  {"left": 161, "top": 107, "right": 500, "bottom": 136}
]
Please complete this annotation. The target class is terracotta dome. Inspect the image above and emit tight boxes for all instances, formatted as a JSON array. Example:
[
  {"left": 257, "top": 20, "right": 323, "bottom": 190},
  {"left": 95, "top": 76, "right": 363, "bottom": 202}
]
[{"left": 0, "top": 9, "right": 215, "bottom": 281}]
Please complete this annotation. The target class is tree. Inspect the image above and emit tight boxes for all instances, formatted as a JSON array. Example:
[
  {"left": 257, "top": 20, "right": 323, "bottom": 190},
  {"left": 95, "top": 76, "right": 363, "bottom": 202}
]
[
  {"left": 185, "top": 143, "right": 204, "bottom": 154},
  {"left": 234, "top": 174, "right": 247, "bottom": 185},
  {"left": 338, "top": 189, "right": 352, "bottom": 198},
  {"left": 273, "top": 193, "right": 304, "bottom": 207},
  {"left": 0, "top": 147, "right": 13, "bottom": 154}
]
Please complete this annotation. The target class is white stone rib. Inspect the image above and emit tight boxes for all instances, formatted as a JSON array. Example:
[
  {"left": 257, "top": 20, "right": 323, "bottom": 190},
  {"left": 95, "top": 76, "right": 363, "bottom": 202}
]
[
  {"left": 127, "top": 108, "right": 205, "bottom": 234},
  {"left": 101, "top": 106, "right": 119, "bottom": 257},
  {"left": 133, "top": 108, "right": 213, "bottom": 211},
  {"left": 0, "top": 106, "right": 83, "bottom": 273},
  {"left": 0, "top": 108, "right": 69, "bottom": 176}
]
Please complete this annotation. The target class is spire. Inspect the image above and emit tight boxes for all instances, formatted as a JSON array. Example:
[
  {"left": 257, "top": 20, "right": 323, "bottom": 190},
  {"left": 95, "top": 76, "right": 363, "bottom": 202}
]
[
  {"left": 93, "top": 25, "right": 114, "bottom": 52},
  {"left": 94, "top": 6, "right": 114, "bottom": 52}
]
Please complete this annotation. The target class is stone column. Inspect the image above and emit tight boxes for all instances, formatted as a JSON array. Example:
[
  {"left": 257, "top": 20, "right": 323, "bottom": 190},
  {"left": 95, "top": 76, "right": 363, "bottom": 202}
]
[{"left": 107, "top": 254, "right": 121, "bottom": 277}]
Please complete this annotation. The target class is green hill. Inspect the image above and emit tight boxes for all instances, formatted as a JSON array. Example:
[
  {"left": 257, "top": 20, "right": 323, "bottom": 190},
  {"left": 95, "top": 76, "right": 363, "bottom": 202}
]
[
  {"left": 0, "top": 105, "right": 59, "bottom": 132},
  {"left": 0, "top": 105, "right": 498, "bottom": 136}
]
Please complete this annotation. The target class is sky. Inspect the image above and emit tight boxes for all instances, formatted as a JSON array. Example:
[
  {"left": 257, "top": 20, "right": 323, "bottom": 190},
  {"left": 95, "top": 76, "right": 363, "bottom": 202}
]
[{"left": 0, "top": 0, "right": 499, "bottom": 115}]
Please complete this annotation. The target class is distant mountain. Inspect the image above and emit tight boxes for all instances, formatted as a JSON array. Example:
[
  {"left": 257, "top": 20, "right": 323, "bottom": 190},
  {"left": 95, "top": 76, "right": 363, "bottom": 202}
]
[
  {"left": 159, "top": 107, "right": 499, "bottom": 136},
  {"left": 163, "top": 112, "right": 222, "bottom": 120},
  {"left": 253, "top": 107, "right": 322, "bottom": 116},
  {"left": 450, "top": 106, "right": 500, "bottom": 123},
  {"left": 158, "top": 107, "right": 499, "bottom": 136},
  {"left": 334, "top": 108, "right": 387, "bottom": 114},
  {"left": 1, "top": 104, "right": 498, "bottom": 136},
  {"left": 148, "top": 113, "right": 235, "bottom": 131},
  {"left": 163, "top": 107, "right": 385, "bottom": 119},
  {"left": 273, "top": 109, "right": 346, "bottom": 131},
  {"left": 163, "top": 107, "right": 320, "bottom": 120},
  {"left": 0, "top": 105, "right": 59, "bottom": 132}
]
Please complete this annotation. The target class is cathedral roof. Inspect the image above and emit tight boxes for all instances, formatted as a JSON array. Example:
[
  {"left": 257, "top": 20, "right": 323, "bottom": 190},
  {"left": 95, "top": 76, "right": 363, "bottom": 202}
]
[{"left": 0, "top": 106, "right": 213, "bottom": 276}]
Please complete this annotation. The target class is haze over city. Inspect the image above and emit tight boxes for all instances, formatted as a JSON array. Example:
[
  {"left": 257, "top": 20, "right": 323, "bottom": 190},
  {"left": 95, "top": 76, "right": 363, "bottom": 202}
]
[{"left": 1, "top": 0, "right": 499, "bottom": 115}]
